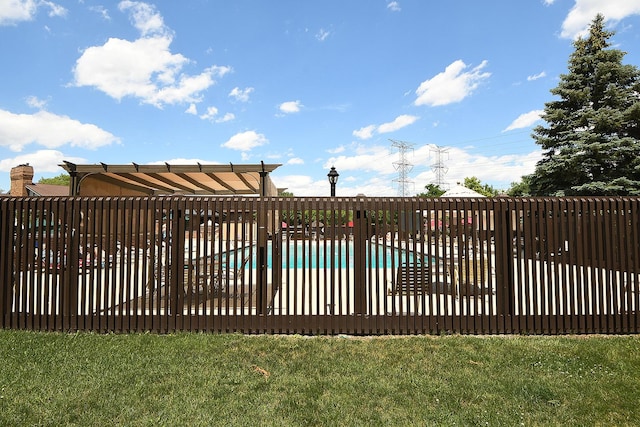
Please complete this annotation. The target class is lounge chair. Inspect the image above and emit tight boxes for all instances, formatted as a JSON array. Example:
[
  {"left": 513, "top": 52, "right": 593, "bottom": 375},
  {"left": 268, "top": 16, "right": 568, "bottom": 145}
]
[
  {"left": 393, "top": 261, "right": 431, "bottom": 294},
  {"left": 393, "top": 260, "right": 455, "bottom": 294},
  {"left": 210, "top": 253, "right": 251, "bottom": 296}
]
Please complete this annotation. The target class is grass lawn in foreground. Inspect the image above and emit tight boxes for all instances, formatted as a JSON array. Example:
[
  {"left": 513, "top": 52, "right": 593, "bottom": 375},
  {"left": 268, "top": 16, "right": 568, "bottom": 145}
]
[{"left": 0, "top": 331, "right": 638, "bottom": 426}]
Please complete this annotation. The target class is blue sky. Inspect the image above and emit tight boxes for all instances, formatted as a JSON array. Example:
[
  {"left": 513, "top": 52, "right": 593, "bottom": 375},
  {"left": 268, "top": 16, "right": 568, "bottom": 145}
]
[{"left": 1, "top": 0, "right": 640, "bottom": 196}]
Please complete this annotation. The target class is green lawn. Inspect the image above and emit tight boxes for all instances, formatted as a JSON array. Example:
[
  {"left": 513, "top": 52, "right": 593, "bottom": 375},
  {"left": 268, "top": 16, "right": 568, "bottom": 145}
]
[{"left": 1, "top": 331, "right": 638, "bottom": 426}]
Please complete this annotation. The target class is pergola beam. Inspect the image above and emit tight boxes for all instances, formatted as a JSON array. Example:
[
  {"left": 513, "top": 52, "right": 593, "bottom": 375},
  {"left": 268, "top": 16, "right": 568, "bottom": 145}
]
[{"left": 59, "top": 161, "right": 281, "bottom": 196}]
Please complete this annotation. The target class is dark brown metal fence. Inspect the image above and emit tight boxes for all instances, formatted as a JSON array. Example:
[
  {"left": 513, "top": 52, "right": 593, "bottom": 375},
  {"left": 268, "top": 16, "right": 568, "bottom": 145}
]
[{"left": 1, "top": 196, "right": 638, "bottom": 334}]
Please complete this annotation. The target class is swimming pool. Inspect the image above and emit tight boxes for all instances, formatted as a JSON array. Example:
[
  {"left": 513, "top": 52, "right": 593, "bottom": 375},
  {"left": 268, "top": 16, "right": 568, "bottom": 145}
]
[{"left": 231, "top": 240, "right": 432, "bottom": 269}]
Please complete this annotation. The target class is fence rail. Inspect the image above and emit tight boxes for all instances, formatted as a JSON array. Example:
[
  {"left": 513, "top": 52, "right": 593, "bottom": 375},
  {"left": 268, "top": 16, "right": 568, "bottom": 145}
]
[{"left": 1, "top": 196, "right": 638, "bottom": 334}]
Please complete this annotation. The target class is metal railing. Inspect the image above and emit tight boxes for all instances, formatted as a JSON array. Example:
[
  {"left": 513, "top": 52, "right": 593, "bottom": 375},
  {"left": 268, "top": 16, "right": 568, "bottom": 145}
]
[{"left": 1, "top": 196, "right": 638, "bottom": 334}]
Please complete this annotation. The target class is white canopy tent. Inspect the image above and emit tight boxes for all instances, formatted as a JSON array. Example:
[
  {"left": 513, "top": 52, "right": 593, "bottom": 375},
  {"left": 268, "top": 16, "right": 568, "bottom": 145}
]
[{"left": 441, "top": 183, "right": 486, "bottom": 198}]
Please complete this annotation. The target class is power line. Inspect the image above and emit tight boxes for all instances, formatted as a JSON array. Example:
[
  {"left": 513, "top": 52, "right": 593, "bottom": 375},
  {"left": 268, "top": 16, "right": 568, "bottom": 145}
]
[
  {"left": 390, "top": 139, "right": 414, "bottom": 196},
  {"left": 443, "top": 130, "right": 531, "bottom": 147}
]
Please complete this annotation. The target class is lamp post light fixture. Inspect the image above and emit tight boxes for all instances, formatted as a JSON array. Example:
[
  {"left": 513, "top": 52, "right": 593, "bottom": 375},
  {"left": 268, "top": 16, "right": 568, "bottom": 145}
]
[{"left": 327, "top": 166, "right": 339, "bottom": 197}]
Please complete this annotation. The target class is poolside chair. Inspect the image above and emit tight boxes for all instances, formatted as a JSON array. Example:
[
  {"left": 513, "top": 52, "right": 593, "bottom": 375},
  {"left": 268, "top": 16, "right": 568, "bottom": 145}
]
[
  {"left": 182, "top": 254, "right": 212, "bottom": 296},
  {"left": 393, "top": 260, "right": 431, "bottom": 294},
  {"left": 210, "top": 253, "right": 251, "bottom": 296},
  {"left": 452, "top": 255, "right": 494, "bottom": 297}
]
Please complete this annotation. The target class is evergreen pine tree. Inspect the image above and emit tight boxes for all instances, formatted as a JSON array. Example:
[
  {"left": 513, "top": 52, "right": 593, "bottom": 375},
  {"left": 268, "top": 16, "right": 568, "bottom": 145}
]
[{"left": 529, "top": 14, "right": 640, "bottom": 196}]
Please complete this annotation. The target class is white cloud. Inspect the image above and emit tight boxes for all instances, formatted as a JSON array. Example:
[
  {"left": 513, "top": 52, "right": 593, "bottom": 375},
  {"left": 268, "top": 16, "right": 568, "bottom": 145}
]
[
  {"left": 377, "top": 115, "right": 419, "bottom": 134},
  {"left": 118, "top": 1, "right": 167, "bottom": 37},
  {"left": 197, "top": 107, "right": 234, "bottom": 123},
  {"left": 199, "top": 106, "right": 218, "bottom": 120},
  {"left": 527, "top": 71, "right": 546, "bottom": 81},
  {"left": 414, "top": 60, "right": 491, "bottom": 107},
  {"left": 353, "top": 115, "right": 418, "bottom": 140},
  {"left": 274, "top": 142, "right": 543, "bottom": 196},
  {"left": 90, "top": 5, "right": 110, "bottom": 21},
  {"left": 152, "top": 158, "right": 218, "bottom": 166},
  {"left": 216, "top": 112, "right": 235, "bottom": 123},
  {"left": 72, "top": 4, "right": 231, "bottom": 108},
  {"left": 338, "top": 143, "right": 528, "bottom": 195},
  {"left": 0, "top": 149, "right": 85, "bottom": 177},
  {"left": 0, "top": 109, "right": 120, "bottom": 152},
  {"left": 221, "top": 130, "right": 268, "bottom": 151},
  {"left": 42, "top": 1, "right": 66, "bottom": 18},
  {"left": 327, "top": 145, "right": 345, "bottom": 154},
  {"left": 0, "top": 0, "right": 66, "bottom": 25},
  {"left": 276, "top": 173, "right": 401, "bottom": 197},
  {"left": 229, "top": 87, "right": 254, "bottom": 102},
  {"left": 25, "top": 95, "right": 47, "bottom": 109},
  {"left": 503, "top": 110, "right": 543, "bottom": 132},
  {"left": 276, "top": 144, "right": 406, "bottom": 196},
  {"left": 387, "top": 2, "right": 401, "bottom": 12},
  {"left": 327, "top": 144, "right": 397, "bottom": 175},
  {"left": 353, "top": 125, "right": 376, "bottom": 140},
  {"left": 279, "top": 100, "right": 303, "bottom": 114},
  {"left": 286, "top": 157, "right": 304, "bottom": 165},
  {"left": 560, "top": 0, "right": 640, "bottom": 39},
  {"left": 273, "top": 174, "right": 316, "bottom": 195},
  {"left": 185, "top": 103, "right": 197, "bottom": 115},
  {"left": 543, "top": 0, "right": 555, "bottom": 5},
  {"left": 443, "top": 148, "right": 542, "bottom": 188},
  {"left": 316, "top": 28, "right": 330, "bottom": 41},
  {"left": 0, "top": 0, "right": 37, "bottom": 24}
]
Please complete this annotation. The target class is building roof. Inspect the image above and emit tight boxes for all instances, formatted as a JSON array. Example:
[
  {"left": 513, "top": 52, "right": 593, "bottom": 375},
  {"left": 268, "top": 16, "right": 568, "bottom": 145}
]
[
  {"left": 25, "top": 183, "right": 69, "bottom": 197},
  {"left": 59, "top": 161, "right": 281, "bottom": 196}
]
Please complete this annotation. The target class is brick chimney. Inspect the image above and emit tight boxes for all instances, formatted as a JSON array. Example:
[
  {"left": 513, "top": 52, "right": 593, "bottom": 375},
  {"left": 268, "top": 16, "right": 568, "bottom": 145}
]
[{"left": 10, "top": 164, "right": 34, "bottom": 197}]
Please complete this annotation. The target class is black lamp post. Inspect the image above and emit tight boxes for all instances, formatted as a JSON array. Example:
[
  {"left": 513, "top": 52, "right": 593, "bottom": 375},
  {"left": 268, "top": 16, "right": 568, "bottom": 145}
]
[{"left": 327, "top": 166, "right": 339, "bottom": 197}]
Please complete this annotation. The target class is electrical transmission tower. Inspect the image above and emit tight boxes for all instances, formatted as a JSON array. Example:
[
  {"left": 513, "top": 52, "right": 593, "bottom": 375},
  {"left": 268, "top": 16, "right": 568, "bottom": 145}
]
[
  {"left": 430, "top": 145, "right": 449, "bottom": 189},
  {"left": 390, "top": 139, "right": 414, "bottom": 196}
]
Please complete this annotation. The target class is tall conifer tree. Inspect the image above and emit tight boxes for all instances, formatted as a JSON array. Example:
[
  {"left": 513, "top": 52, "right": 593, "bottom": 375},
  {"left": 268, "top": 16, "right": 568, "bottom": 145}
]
[{"left": 529, "top": 14, "right": 640, "bottom": 196}]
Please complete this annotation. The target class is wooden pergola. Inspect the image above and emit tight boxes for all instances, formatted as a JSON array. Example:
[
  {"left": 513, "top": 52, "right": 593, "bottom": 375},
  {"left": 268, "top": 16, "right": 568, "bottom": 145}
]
[{"left": 60, "top": 161, "right": 281, "bottom": 197}]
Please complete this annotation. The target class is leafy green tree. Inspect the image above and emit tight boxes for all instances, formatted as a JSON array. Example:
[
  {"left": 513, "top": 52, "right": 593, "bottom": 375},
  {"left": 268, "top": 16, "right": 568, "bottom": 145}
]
[
  {"left": 462, "top": 177, "right": 498, "bottom": 197},
  {"left": 506, "top": 176, "right": 531, "bottom": 197},
  {"left": 417, "top": 183, "right": 445, "bottom": 198},
  {"left": 38, "top": 173, "right": 70, "bottom": 186},
  {"left": 529, "top": 14, "right": 640, "bottom": 196}
]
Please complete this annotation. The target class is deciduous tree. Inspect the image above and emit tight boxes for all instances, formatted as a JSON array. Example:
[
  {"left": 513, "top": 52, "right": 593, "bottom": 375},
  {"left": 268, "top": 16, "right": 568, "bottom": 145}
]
[
  {"left": 462, "top": 177, "right": 498, "bottom": 197},
  {"left": 38, "top": 174, "right": 70, "bottom": 186},
  {"left": 417, "top": 183, "right": 445, "bottom": 198}
]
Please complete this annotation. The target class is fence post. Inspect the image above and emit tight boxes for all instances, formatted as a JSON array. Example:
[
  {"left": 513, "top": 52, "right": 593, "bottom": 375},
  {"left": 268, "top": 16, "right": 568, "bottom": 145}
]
[
  {"left": 353, "top": 199, "right": 368, "bottom": 315},
  {"left": 171, "top": 198, "right": 186, "bottom": 330},
  {"left": 61, "top": 197, "right": 80, "bottom": 331},
  {"left": 0, "top": 199, "right": 12, "bottom": 328},
  {"left": 257, "top": 197, "right": 268, "bottom": 316},
  {"left": 494, "top": 199, "right": 515, "bottom": 331}
]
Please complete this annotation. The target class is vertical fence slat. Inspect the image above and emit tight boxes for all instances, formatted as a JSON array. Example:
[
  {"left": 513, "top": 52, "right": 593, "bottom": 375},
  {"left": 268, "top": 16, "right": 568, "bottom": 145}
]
[
  {"left": 576, "top": 198, "right": 588, "bottom": 333},
  {"left": 565, "top": 199, "right": 578, "bottom": 332},
  {"left": 630, "top": 198, "right": 640, "bottom": 333}
]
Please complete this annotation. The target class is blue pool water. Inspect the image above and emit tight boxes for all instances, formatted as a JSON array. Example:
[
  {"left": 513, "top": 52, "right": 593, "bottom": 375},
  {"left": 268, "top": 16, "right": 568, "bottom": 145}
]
[{"left": 229, "top": 241, "right": 432, "bottom": 269}]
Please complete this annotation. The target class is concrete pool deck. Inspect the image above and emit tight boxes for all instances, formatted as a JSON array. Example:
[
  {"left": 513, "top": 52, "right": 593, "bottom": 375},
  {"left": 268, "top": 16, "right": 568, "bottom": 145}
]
[
  {"left": 10, "top": 255, "right": 637, "bottom": 318},
  {"left": 8, "top": 237, "right": 638, "bottom": 318}
]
